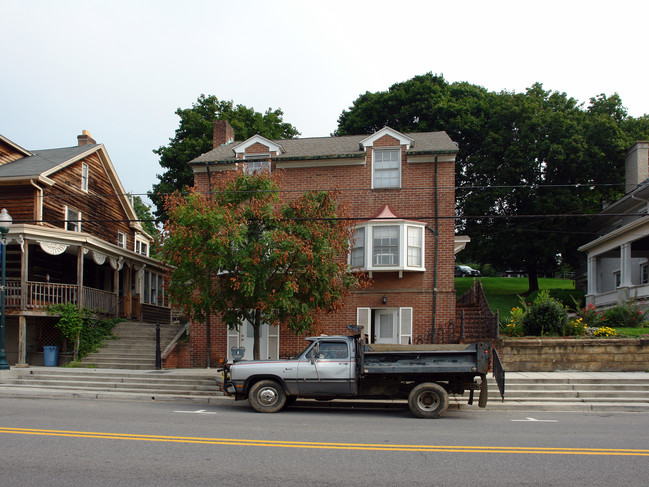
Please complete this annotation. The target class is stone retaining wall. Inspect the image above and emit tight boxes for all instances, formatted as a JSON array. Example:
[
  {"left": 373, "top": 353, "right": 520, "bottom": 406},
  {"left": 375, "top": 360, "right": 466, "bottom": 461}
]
[{"left": 501, "top": 338, "right": 649, "bottom": 372}]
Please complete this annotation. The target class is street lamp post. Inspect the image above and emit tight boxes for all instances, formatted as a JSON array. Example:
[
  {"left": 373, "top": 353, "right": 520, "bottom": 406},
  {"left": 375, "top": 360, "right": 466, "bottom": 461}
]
[{"left": 0, "top": 208, "right": 13, "bottom": 370}]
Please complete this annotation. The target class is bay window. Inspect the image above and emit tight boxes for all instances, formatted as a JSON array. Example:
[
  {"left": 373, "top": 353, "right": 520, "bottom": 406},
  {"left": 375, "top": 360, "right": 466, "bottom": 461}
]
[{"left": 350, "top": 222, "right": 425, "bottom": 272}]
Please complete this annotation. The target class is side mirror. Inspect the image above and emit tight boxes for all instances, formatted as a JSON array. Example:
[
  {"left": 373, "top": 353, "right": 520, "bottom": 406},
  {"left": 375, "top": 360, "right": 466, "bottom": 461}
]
[{"left": 310, "top": 343, "right": 319, "bottom": 364}]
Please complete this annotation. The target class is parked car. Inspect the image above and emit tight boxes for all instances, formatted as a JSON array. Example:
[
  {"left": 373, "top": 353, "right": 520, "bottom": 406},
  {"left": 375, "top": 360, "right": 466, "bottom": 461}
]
[{"left": 455, "top": 265, "right": 481, "bottom": 277}]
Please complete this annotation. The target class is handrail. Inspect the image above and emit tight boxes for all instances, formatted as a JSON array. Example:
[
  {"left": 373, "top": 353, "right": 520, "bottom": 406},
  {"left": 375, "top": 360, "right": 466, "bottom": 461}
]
[{"left": 91, "top": 296, "right": 125, "bottom": 327}]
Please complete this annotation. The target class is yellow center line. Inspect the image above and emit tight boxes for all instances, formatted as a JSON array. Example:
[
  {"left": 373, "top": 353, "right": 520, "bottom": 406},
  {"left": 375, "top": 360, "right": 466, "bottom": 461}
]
[{"left": 0, "top": 427, "right": 647, "bottom": 456}]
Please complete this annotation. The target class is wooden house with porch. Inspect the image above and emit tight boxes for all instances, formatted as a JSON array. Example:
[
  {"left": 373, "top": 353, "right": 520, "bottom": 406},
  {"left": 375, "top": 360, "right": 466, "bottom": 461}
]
[{"left": 0, "top": 131, "right": 170, "bottom": 365}]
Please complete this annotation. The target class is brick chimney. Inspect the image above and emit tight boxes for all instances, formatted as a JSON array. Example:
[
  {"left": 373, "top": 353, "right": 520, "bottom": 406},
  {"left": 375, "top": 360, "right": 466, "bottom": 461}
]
[
  {"left": 625, "top": 141, "right": 649, "bottom": 194},
  {"left": 77, "top": 130, "right": 97, "bottom": 146},
  {"left": 213, "top": 120, "right": 234, "bottom": 148}
]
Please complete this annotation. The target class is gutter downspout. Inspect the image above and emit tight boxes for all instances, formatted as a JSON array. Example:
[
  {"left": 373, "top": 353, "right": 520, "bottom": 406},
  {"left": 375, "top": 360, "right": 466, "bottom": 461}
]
[
  {"left": 30, "top": 180, "right": 44, "bottom": 225},
  {"left": 205, "top": 161, "right": 213, "bottom": 369},
  {"left": 432, "top": 153, "right": 439, "bottom": 343}
]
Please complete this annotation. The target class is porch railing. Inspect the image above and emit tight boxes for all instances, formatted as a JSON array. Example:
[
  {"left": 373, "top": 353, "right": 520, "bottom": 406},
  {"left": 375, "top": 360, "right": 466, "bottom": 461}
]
[
  {"left": 82, "top": 287, "right": 117, "bottom": 313},
  {"left": 5, "top": 279, "right": 117, "bottom": 315}
]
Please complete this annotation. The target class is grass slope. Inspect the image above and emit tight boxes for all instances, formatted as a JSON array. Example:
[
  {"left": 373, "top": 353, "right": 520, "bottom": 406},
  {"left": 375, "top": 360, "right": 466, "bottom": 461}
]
[{"left": 455, "top": 277, "right": 575, "bottom": 320}]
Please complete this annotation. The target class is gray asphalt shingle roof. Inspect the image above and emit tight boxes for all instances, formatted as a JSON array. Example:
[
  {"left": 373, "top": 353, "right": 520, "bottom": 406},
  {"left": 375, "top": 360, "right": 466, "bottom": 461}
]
[
  {"left": 190, "top": 130, "right": 458, "bottom": 165},
  {"left": 0, "top": 145, "right": 99, "bottom": 178}
]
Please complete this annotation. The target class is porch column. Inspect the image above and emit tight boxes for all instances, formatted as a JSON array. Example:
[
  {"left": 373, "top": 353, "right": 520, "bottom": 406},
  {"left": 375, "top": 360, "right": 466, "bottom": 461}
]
[
  {"left": 20, "top": 239, "right": 28, "bottom": 310},
  {"left": 620, "top": 243, "right": 632, "bottom": 288},
  {"left": 17, "top": 315, "right": 27, "bottom": 365},
  {"left": 113, "top": 266, "right": 119, "bottom": 315},
  {"left": 77, "top": 246, "right": 84, "bottom": 308},
  {"left": 124, "top": 263, "right": 132, "bottom": 318},
  {"left": 587, "top": 256, "right": 597, "bottom": 296}
]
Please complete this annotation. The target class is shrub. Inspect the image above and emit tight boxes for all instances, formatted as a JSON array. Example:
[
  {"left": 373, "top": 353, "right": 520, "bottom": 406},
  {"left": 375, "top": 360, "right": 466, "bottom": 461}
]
[
  {"left": 602, "top": 301, "right": 648, "bottom": 328},
  {"left": 501, "top": 307, "right": 525, "bottom": 337},
  {"left": 563, "top": 317, "right": 587, "bottom": 337},
  {"left": 521, "top": 290, "right": 569, "bottom": 336},
  {"left": 576, "top": 303, "right": 607, "bottom": 327},
  {"left": 528, "top": 289, "right": 585, "bottom": 310}
]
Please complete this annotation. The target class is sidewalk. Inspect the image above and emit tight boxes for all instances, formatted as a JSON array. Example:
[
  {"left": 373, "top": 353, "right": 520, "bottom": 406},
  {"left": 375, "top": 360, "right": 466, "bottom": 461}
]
[{"left": 1, "top": 367, "right": 648, "bottom": 412}]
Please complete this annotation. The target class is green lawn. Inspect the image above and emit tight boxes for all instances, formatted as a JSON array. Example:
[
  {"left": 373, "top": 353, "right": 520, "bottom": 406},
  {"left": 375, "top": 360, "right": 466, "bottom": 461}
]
[
  {"left": 456, "top": 277, "right": 649, "bottom": 336},
  {"left": 455, "top": 277, "right": 576, "bottom": 320}
]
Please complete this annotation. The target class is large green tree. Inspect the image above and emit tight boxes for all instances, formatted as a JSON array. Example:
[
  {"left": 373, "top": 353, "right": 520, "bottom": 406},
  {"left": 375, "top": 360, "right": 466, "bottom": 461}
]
[
  {"left": 161, "top": 171, "right": 363, "bottom": 360},
  {"left": 336, "top": 73, "right": 648, "bottom": 291},
  {"left": 150, "top": 95, "right": 300, "bottom": 221}
]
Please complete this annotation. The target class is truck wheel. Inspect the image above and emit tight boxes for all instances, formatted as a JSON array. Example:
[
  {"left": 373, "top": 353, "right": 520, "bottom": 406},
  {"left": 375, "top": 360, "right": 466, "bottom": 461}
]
[
  {"left": 408, "top": 383, "right": 449, "bottom": 419},
  {"left": 249, "top": 380, "right": 286, "bottom": 413}
]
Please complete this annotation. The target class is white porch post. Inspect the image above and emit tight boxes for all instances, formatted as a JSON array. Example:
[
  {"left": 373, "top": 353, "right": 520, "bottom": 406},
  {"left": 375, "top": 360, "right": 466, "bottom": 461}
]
[
  {"left": 620, "top": 243, "right": 632, "bottom": 288},
  {"left": 587, "top": 256, "right": 597, "bottom": 296}
]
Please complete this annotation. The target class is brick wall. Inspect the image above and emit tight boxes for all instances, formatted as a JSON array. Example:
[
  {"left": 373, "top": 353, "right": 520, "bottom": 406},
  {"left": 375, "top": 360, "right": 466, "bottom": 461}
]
[
  {"left": 502, "top": 338, "right": 649, "bottom": 371},
  {"left": 181, "top": 133, "right": 459, "bottom": 364}
]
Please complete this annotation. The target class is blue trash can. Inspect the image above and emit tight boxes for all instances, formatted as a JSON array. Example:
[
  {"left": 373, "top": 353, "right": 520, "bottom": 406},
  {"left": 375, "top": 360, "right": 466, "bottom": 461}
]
[{"left": 43, "top": 346, "right": 59, "bottom": 367}]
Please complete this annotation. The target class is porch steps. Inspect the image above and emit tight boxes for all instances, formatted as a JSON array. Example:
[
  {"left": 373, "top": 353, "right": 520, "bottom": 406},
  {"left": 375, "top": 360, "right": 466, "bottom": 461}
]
[
  {"left": 79, "top": 320, "right": 183, "bottom": 370},
  {"left": 0, "top": 367, "right": 222, "bottom": 401}
]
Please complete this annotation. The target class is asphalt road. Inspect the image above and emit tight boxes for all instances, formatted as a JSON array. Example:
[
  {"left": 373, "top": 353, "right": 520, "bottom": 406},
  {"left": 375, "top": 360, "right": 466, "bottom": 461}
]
[{"left": 0, "top": 397, "right": 648, "bottom": 486}]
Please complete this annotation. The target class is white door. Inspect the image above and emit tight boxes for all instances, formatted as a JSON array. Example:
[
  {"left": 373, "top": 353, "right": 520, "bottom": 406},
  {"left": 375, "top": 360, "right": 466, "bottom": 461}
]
[
  {"left": 228, "top": 321, "right": 279, "bottom": 361},
  {"left": 373, "top": 309, "right": 399, "bottom": 344}
]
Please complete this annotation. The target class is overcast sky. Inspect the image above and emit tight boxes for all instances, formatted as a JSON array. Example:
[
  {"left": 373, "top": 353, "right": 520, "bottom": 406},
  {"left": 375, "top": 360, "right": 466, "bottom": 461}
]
[{"left": 2, "top": 0, "right": 647, "bottom": 204}]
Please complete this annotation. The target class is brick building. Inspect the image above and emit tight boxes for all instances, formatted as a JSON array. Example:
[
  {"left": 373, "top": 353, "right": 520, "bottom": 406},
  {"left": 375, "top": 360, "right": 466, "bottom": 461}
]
[{"left": 176, "top": 121, "right": 467, "bottom": 366}]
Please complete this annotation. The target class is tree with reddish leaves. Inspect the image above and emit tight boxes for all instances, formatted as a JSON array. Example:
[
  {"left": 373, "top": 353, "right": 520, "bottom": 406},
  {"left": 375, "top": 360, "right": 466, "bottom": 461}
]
[{"left": 161, "top": 171, "right": 364, "bottom": 360}]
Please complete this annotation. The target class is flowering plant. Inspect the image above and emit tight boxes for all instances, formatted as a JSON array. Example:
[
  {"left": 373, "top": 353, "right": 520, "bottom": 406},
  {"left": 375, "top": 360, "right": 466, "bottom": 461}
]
[{"left": 593, "top": 326, "right": 617, "bottom": 338}]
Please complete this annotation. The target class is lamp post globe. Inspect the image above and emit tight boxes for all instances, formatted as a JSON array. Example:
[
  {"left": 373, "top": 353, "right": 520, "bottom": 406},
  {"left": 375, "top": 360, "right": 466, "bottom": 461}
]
[{"left": 0, "top": 208, "right": 13, "bottom": 370}]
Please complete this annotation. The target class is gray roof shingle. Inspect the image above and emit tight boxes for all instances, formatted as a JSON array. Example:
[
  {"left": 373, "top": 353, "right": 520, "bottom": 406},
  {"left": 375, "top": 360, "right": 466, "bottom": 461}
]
[
  {"left": 0, "top": 145, "right": 99, "bottom": 178},
  {"left": 190, "top": 130, "right": 457, "bottom": 165}
]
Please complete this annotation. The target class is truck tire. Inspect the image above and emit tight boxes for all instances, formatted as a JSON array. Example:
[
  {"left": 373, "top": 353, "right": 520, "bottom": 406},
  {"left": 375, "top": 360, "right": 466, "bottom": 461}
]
[
  {"left": 408, "top": 383, "right": 449, "bottom": 419},
  {"left": 249, "top": 380, "right": 286, "bottom": 413}
]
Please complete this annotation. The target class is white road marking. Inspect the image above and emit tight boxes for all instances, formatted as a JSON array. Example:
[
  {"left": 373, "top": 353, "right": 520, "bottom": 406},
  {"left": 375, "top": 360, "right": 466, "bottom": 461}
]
[
  {"left": 511, "top": 417, "right": 558, "bottom": 422},
  {"left": 174, "top": 409, "right": 218, "bottom": 414}
]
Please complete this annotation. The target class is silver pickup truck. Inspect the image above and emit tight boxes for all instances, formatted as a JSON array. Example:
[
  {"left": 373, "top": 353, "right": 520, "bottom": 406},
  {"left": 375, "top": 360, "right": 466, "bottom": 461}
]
[{"left": 223, "top": 333, "right": 505, "bottom": 418}]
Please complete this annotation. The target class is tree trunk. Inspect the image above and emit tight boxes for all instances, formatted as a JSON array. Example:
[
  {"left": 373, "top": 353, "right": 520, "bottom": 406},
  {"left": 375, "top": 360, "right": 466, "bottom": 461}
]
[
  {"left": 527, "top": 264, "right": 539, "bottom": 294},
  {"left": 253, "top": 309, "right": 261, "bottom": 360}
]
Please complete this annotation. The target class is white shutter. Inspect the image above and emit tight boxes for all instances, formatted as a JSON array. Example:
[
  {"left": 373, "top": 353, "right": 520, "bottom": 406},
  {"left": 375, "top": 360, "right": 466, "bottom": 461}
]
[{"left": 399, "top": 307, "right": 413, "bottom": 345}]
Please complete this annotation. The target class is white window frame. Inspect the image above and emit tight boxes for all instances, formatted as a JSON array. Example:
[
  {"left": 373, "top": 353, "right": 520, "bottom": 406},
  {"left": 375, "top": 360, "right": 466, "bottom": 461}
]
[
  {"left": 351, "top": 227, "right": 365, "bottom": 268},
  {"left": 350, "top": 222, "right": 425, "bottom": 272},
  {"left": 372, "top": 225, "right": 400, "bottom": 267},
  {"left": 642, "top": 263, "right": 649, "bottom": 285},
  {"left": 372, "top": 148, "right": 401, "bottom": 189},
  {"left": 407, "top": 226, "right": 423, "bottom": 267},
  {"left": 135, "top": 236, "right": 149, "bottom": 257},
  {"left": 117, "top": 231, "right": 126, "bottom": 248},
  {"left": 65, "top": 206, "right": 81, "bottom": 232},
  {"left": 81, "top": 163, "right": 89, "bottom": 192},
  {"left": 243, "top": 154, "right": 271, "bottom": 175}
]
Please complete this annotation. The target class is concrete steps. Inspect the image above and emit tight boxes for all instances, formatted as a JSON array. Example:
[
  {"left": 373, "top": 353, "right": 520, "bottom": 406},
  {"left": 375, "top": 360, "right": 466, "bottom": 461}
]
[
  {"left": 0, "top": 367, "right": 223, "bottom": 402},
  {"left": 471, "top": 373, "right": 649, "bottom": 412},
  {"left": 1, "top": 368, "right": 648, "bottom": 410},
  {"left": 80, "top": 321, "right": 183, "bottom": 369}
]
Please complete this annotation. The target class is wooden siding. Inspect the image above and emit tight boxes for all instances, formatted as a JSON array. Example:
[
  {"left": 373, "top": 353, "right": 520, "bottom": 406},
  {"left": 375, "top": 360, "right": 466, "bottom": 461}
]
[
  {"left": 0, "top": 139, "right": 26, "bottom": 165},
  {"left": 42, "top": 152, "right": 137, "bottom": 246},
  {"left": 0, "top": 184, "right": 36, "bottom": 224}
]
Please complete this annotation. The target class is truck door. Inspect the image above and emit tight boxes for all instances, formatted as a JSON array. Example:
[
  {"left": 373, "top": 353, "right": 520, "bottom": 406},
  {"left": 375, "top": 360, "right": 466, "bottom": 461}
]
[{"left": 297, "top": 340, "right": 354, "bottom": 396}]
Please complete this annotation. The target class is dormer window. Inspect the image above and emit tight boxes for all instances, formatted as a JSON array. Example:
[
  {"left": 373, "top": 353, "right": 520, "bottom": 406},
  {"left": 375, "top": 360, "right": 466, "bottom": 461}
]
[
  {"left": 243, "top": 156, "right": 271, "bottom": 175},
  {"left": 372, "top": 149, "right": 401, "bottom": 188}
]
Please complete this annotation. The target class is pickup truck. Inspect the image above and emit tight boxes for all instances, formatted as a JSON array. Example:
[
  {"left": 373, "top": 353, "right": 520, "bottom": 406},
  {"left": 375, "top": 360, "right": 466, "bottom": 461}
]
[{"left": 223, "top": 332, "right": 505, "bottom": 418}]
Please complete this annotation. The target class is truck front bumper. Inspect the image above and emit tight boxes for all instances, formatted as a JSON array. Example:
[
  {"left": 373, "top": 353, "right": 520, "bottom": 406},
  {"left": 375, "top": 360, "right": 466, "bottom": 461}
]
[{"left": 223, "top": 381, "right": 245, "bottom": 397}]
